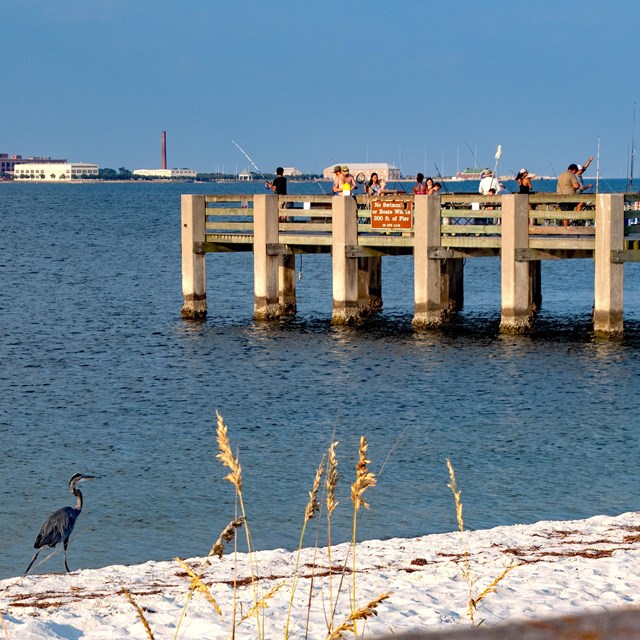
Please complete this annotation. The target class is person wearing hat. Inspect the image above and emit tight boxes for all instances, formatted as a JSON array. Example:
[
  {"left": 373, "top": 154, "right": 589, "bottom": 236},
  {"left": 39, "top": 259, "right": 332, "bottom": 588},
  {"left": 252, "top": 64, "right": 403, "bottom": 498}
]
[
  {"left": 478, "top": 168, "right": 499, "bottom": 195},
  {"left": 516, "top": 168, "right": 533, "bottom": 194},
  {"left": 556, "top": 163, "right": 583, "bottom": 226},
  {"left": 575, "top": 155, "right": 594, "bottom": 213},
  {"left": 332, "top": 164, "right": 358, "bottom": 195}
]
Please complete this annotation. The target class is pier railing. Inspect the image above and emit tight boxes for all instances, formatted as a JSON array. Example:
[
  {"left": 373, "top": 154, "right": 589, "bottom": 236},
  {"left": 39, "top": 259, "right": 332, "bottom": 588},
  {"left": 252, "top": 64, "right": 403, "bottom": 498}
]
[{"left": 181, "top": 193, "right": 640, "bottom": 335}]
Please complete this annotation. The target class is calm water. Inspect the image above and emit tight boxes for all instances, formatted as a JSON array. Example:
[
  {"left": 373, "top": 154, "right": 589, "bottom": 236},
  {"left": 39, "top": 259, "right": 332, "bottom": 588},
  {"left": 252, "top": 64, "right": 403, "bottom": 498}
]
[{"left": 1, "top": 180, "right": 639, "bottom": 579}]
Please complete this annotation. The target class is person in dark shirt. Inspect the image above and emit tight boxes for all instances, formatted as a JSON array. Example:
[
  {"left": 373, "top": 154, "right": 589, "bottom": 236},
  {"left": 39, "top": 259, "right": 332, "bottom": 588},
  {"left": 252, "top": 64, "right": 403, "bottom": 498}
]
[
  {"left": 266, "top": 167, "right": 289, "bottom": 221},
  {"left": 267, "top": 166, "right": 287, "bottom": 196}
]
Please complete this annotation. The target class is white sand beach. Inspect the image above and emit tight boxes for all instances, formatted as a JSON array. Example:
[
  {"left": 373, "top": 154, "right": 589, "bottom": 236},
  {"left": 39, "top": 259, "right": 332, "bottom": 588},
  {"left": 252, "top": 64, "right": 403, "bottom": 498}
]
[{"left": 2, "top": 511, "right": 639, "bottom": 639}]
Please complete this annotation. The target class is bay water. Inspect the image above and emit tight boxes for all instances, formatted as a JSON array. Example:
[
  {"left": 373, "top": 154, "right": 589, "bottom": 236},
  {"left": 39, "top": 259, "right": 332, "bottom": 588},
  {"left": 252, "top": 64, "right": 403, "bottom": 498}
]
[{"left": 1, "top": 180, "right": 639, "bottom": 579}]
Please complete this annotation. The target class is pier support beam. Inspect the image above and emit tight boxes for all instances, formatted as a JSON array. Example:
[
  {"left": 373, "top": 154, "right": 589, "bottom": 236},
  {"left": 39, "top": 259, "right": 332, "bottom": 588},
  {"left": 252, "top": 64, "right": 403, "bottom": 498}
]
[
  {"left": 413, "top": 194, "right": 451, "bottom": 328},
  {"left": 358, "top": 256, "right": 383, "bottom": 314},
  {"left": 500, "top": 194, "right": 535, "bottom": 334},
  {"left": 181, "top": 194, "right": 207, "bottom": 320},
  {"left": 332, "top": 196, "right": 362, "bottom": 324},
  {"left": 254, "top": 194, "right": 285, "bottom": 320},
  {"left": 278, "top": 252, "right": 297, "bottom": 316},
  {"left": 594, "top": 193, "right": 624, "bottom": 336}
]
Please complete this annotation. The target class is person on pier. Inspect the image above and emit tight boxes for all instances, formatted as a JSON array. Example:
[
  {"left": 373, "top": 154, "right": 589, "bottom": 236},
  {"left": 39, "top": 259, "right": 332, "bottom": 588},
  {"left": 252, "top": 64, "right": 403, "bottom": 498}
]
[
  {"left": 574, "top": 155, "right": 594, "bottom": 214},
  {"left": 413, "top": 173, "right": 428, "bottom": 194},
  {"left": 332, "top": 165, "right": 358, "bottom": 196},
  {"left": 479, "top": 169, "right": 499, "bottom": 195},
  {"left": 366, "top": 172, "right": 386, "bottom": 196},
  {"left": 266, "top": 166, "right": 289, "bottom": 221},
  {"left": 516, "top": 168, "right": 533, "bottom": 194}
]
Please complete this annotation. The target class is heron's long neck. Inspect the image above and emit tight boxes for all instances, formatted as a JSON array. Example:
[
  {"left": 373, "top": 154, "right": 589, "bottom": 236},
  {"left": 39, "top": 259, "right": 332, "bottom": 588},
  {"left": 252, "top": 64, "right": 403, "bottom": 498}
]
[{"left": 73, "top": 489, "right": 83, "bottom": 512}]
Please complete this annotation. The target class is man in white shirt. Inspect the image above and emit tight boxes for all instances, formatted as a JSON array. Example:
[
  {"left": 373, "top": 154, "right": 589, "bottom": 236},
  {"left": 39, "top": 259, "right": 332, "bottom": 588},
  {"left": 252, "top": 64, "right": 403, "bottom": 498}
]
[{"left": 478, "top": 169, "right": 499, "bottom": 195}]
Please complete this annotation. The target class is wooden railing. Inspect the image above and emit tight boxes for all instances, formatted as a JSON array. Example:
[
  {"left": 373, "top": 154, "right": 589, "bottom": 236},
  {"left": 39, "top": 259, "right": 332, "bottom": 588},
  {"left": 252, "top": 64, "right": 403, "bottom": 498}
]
[{"left": 200, "top": 193, "right": 640, "bottom": 255}]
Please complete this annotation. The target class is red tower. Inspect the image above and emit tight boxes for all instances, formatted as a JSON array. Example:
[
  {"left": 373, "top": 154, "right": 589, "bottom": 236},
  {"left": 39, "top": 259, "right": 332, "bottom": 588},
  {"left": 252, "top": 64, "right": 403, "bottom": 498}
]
[{"left": 161, "top": 131, "right": 167, "bottom": 170}]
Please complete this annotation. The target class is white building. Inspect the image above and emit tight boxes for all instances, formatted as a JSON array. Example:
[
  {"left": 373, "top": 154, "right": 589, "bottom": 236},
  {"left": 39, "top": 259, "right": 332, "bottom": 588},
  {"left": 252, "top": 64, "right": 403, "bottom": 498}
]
[
  {"left": 14, "top": 162, "right": 99, "bottom": 181},
  {"left": 322, "top": 163, "right": 401, "bottom": 181},
  {"left": 283, "top": 167, "right": 302, "bottom": 177},
  {"left": 133, "top": 168, "right": 197, "bottom": 179}
]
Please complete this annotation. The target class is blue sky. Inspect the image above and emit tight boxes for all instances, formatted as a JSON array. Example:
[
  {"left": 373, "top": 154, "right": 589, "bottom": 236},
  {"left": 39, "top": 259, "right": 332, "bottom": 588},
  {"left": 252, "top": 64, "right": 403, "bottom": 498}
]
[{"left": 3, "top": 1, "right": 638, "bottom": 178}]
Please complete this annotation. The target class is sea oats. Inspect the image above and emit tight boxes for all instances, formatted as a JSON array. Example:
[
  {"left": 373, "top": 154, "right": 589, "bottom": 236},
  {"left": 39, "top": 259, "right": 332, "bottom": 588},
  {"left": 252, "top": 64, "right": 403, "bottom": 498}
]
[
  {"left": 351, "top": 436, "right": 376, "bottom": 511},
  {"left": 209, "top": 517, "right": 245, "bottom": 560},
  {"left": 305, "top": 456, "right": 325, "bottom": 522},
  {"left": 215, "top": 410, "right": 242, "bottom": 492},
  {"left": 326, "top": 441, "right": 340, "bottom": 515},
  {"left": 326, "top": 592, "right": 391, "bottom": 639},
  {"left": 121, "top": 588, "right": 156, "bottom": 640},
  {"left": 175, "top": 558, "right": 223, "bottom": 617}
]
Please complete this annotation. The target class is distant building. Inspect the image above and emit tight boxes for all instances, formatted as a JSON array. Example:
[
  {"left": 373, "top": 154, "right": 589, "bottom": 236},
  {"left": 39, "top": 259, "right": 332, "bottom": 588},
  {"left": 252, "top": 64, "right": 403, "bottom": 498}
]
[
  {"left": 133, "top": 168, "right": 196, "bottom": 179},
  {"left": 322, "top": 163, "right": 400, "bottom": 181},
  {"left": 14, "top": 162, "right": 98, "bottom": 181},
  {"left": 283, "top": 167, "right": 302, "bottom": 177},
  {"left": 238, "top": 169, "right": 252, "bottom": 181},
  {"left": 455, "top": 167, "right": 485, "bottom": 180},
  {"left": 1, "top": 154, "right": 67, "bottom": 176}
]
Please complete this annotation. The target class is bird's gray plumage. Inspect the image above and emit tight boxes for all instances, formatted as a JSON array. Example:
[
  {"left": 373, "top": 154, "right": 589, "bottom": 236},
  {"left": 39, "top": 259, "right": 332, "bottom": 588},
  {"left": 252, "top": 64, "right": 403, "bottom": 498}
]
[{"left": 24, "top": 473, "right": 95, "bottom": 575}]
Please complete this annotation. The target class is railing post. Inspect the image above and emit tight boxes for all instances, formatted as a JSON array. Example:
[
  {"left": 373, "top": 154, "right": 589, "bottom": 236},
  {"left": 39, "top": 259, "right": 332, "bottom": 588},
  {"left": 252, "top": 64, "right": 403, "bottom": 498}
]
[
  {"left": 253, "top": 194, "right": 281, "bottom": 320},
  {"left": 500, "top": 194, "right": 534, "bottom": 333},
  {"left": 413, "top": 194, "right": 447, "bottom": 328},
  {"left": 594, "top": 193, "right": 624, "bottom": 336},
  {"left": 181, "top": 194, "right": 207, "bottom": 320},
  {"left": 331, "top": 196, "right": 361, "bottom": 324}
]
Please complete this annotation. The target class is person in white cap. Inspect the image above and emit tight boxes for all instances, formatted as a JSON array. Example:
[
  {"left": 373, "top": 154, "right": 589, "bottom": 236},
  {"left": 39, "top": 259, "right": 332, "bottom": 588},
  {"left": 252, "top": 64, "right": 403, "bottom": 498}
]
[
  {"left": 575, "top": 154, "right": 594, "bottom": 213},
  {"left": 516, "top": 168, "right": 533, "bottom": 194}
]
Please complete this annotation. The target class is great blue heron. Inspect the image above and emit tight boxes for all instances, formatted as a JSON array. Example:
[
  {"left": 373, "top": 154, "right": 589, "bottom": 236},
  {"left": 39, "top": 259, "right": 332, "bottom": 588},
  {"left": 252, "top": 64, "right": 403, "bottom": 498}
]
[{"left": 24, "top": 473, "right": 95, "bottom": 575}]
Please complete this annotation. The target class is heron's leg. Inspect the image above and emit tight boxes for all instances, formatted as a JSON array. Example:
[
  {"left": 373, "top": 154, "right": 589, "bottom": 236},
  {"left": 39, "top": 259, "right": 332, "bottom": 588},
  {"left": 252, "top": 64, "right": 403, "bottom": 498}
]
[
  {"left": 63, "top": 537, "right": 70, "bottom": 572},
  {"left": 24, "top": 549, "right": 42, "bottom": 575}
]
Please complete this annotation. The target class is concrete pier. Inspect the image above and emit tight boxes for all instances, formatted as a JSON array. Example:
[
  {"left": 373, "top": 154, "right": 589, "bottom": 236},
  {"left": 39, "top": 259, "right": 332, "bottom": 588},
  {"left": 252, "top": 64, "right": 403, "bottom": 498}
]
[
  {"left": 181, "top": 191, "right": 640, "bottom": 336},
  {"left": 500, "top": 194, "right": 536, "bottom": 334},
  {"left": 331, "top": 196, "right": 362, "bottom": 324},
  {"left": 180, "top": 194, "right": 207, "bottom": 320},
  {"left": 594, "top": 194, "right": 624, "bottom": 337},
  {"left": 413, "top": 195, "right": 463, "bottom": 328}
]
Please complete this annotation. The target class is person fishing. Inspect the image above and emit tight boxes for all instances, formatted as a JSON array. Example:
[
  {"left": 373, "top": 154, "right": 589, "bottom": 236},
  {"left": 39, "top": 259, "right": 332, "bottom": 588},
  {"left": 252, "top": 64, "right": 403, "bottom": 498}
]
[{"left": 266, "top": 166, "right": 289, "bottom": 222}]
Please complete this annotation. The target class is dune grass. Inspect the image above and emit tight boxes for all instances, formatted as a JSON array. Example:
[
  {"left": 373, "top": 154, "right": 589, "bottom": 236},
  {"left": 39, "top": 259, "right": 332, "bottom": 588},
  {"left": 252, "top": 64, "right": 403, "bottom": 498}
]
[{"left": 446, "top": 457, "right": 517, "bottom": 626}]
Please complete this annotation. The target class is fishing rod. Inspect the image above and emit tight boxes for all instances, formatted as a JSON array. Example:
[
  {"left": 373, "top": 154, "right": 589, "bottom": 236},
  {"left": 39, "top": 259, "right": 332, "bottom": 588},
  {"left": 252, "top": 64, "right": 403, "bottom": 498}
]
[
  {"left": 231, "top": 140, "right": 268, "bottom": 182},
  {"left": 433, "top": 163, "right": 450, "bottom": 193},
  {"left": 595, "top": 137, "right": 600, "bottom": 194},
  {"left": 630, "top": 103, "right": 636, "bottom": 192},
  {"left": 462, "top": 140, "right": 481, "bottom": 171}
]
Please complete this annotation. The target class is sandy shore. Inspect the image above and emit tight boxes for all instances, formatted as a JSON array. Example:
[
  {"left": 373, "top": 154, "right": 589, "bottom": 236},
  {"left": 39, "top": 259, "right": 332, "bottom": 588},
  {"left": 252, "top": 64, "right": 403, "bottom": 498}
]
[{"left": 2, "top": 511, "right": 639, "bottom": 639}]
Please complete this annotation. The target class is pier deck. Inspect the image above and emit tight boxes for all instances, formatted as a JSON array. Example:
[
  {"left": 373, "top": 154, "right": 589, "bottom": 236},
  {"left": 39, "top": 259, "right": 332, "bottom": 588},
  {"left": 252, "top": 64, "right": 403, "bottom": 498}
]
[{"left": 181, "top": 193, "right": 640, "bottom": 335}]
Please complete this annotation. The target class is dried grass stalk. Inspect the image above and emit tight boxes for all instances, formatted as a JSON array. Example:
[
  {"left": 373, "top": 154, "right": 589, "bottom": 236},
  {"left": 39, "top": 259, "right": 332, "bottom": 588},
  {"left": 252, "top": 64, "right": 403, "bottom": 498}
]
[
  {"left": 208, "top": 517, "right": 245, "bottom": 560},
  {"left": 121, "top": 587, "right": 156, "bottom": 640},
  {"left": 351, "top": 437, "right": 376, "bottom": 511},
  {"left": 446, "top": 458, "right": 474, "bottom": 625},
  {"left": 473, "top": 563, "right": 518, "bottom": 607},
  {"left": 216, "top": 410, "right": 242, "bottom": 492},
  {"left": 326, "top": 592, "right": 391, "bottom": 639},
  {"left": 326, "top": 441, "right": 340, "bottom": 515},
  {"left": 239, "top": 581, "right": 285, "bottom": 623},
  {"left": 175, "top": 558, "right": 224, "bottom": 618},
  {"left": 305, "top": 457, "right": 325, "bottom": 522},
  {"left": 0, "top": 611, "right": 9, "bottom": 640}
]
